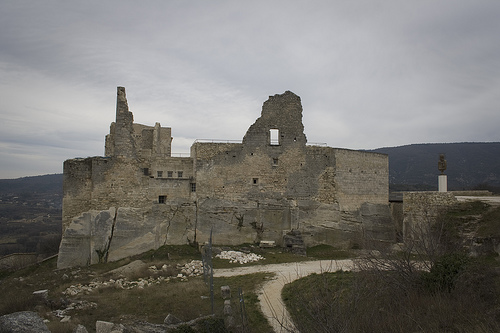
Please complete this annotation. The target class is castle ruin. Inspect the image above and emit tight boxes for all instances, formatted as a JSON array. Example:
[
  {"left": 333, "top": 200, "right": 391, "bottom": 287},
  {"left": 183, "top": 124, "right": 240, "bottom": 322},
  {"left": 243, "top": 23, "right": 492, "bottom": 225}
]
[{"left": 58, "top": 87, "right": 395, "bottom": 268}]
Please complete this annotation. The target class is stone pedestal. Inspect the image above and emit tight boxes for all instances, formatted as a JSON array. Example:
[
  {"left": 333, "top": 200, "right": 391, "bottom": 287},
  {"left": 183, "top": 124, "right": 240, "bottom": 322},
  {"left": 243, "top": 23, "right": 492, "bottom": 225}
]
[{"left": 438, "top": 174, "right": 447, "bottom": 192}]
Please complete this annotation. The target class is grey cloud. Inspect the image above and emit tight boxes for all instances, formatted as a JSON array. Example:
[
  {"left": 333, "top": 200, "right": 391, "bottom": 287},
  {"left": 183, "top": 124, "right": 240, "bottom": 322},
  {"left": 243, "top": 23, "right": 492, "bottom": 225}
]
[{"left": 1, "top": 0, "right": 499, "bottom": 177}]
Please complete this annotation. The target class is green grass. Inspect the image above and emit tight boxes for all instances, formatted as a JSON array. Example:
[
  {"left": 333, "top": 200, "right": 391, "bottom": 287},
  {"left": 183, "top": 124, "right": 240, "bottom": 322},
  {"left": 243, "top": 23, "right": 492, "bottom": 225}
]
[
  {"left": 138, "top": 244, "right": 201, "bottom": 262},
  {"left": 446, "top": 200, "right": 490, "bottom": 217},
  {"left": 477, "top": 205, "right": 500, "bottom": 238},
  {"left": 306, "top": 244, "right": 354, "bottom": 260}
]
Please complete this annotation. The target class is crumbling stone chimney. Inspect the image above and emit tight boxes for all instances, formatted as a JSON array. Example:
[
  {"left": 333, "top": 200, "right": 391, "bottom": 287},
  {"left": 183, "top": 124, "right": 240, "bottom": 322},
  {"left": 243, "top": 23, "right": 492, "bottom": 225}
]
[{"left": 106, "top": 87, "right": 137, "bottom": 158}]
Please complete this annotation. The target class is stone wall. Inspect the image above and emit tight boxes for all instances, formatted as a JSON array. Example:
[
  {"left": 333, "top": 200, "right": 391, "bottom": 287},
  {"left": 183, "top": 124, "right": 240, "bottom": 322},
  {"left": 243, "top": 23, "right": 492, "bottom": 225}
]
[
  {"left": 402, "top": 191, "right": 457, "bottom": 240},
  {"left": 334, "top": 148, "right": 389, "bottom": 211},
  {"left": 58, "top": 88, "right": 396, "bottom": 268}
]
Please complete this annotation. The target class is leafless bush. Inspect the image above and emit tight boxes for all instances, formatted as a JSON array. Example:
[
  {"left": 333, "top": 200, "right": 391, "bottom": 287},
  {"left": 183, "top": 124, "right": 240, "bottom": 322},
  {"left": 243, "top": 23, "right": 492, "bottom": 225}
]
[{"left": 284, "top": 203, "right": 500, "bottom": 332}]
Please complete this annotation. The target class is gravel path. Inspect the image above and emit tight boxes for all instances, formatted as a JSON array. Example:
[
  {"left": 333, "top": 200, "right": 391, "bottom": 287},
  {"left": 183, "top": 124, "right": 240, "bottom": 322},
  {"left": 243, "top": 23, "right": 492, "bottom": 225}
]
[
  {"left": 214, "top": 259, "right": 354, "bottom": 332},
  {"left": 456, "top": 196, "right": 500, "bottom": 205}
]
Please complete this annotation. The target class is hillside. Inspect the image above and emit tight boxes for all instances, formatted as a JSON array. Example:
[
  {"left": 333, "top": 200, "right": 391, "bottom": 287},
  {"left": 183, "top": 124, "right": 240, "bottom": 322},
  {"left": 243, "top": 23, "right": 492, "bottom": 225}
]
[
  {"left": 0, "top": 174, "right": 62, "bottom": 256},
  {"left": 0, "top": 173, "right": 62, "bottom": 196},
  {"left": 369, "top": 142, "right": 500, "bottom": 192}
]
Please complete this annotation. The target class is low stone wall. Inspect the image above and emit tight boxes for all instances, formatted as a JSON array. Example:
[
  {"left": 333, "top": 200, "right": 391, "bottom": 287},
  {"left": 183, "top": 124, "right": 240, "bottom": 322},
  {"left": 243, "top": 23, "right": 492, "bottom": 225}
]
[{"left": 402, "top": 191, "right": 457, "bottom": 241}]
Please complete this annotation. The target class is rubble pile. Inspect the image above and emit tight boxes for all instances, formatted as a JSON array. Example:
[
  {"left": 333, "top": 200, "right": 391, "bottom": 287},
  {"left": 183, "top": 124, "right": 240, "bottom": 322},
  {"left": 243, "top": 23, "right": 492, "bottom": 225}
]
[
  {"left": 215, "top": 251, "right": 265, "bottom": 264},
  {"left": 177, "top": 260, "right": 204, "bottom": 277}
]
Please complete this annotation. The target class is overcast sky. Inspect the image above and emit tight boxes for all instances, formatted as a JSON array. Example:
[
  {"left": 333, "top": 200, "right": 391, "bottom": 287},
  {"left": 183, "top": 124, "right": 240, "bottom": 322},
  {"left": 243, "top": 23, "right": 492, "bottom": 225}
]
[{"left": 1, "top": 1, "right": 499, "bottom": 179}]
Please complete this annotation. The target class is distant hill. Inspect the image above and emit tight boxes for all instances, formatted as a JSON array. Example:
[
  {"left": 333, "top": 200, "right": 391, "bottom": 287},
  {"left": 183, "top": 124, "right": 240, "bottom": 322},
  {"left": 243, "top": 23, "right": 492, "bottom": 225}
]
[
  {"left": 0, "top": 174, "right": 62, "bottom": 257},
  {"left": 368, "top": 142, "right": 500, "bottom": 192},
  {"left": 0, "top": 174, "right": 63, "bottom": 196}
]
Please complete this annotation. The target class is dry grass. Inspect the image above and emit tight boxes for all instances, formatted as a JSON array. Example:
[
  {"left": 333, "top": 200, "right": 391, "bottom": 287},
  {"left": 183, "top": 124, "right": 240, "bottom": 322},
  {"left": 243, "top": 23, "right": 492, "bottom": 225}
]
[
  {"left": 0, "top": 245, "right": 276, "bottom": 332},
  {"left": 284, "top": 264, "right": 500, "bottom": 333},
  {"left": 283, "top": 201, "right": 500, "bottom": 333}
]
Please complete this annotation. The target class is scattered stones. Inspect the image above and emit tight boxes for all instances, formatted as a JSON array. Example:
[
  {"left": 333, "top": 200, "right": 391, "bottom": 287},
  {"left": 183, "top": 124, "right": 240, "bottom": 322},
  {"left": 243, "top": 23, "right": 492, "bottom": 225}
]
[
  {"left": 54, "top": 300, "right": 97, "bottom": 318},
  {"left": 96, "top": 320, "right": 114, "bottom": 333},
  {"left": 60, "top": 315, "right": 71, "bottom": 323},
  {"left": 74, "top": 324, "right": 89, "bottom": 333},
  {"left": 164, "top": 313, "right": 182, "bottom": 325},
  {"left": 215, "top": 250, "right": 265, "bottom": 264},
  {"left": 33, "top": 289, "right": 49, "bottom": 303},
  {"left": 62, "top": 260, "right": 205, "bottom": 296}
]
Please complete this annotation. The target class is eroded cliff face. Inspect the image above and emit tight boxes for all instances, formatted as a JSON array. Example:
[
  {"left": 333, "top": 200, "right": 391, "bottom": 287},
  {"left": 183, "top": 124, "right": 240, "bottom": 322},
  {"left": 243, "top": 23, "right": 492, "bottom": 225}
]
[
  {"left": 58, "top": 205, "right": 196, "bottom": 268},
  {"left": 58, "top": 88, "right": 395, "bottom": 268}
]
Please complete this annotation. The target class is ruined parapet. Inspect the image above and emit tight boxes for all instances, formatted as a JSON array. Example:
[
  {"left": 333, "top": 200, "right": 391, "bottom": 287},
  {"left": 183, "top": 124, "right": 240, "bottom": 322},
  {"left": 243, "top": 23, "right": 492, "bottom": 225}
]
[
  {"left": 242, "top": 91, "right": 307, "bottom": 147},
  {"left": 105, "top": 87, "right": 172, "bottom": 159}
]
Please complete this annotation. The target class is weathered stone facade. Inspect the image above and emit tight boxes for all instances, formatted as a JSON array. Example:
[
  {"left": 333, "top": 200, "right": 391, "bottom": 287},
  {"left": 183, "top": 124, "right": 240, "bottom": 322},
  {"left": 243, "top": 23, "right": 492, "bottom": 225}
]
[{"left": 58, "top": 87, "right": 394, "bottom": 268}]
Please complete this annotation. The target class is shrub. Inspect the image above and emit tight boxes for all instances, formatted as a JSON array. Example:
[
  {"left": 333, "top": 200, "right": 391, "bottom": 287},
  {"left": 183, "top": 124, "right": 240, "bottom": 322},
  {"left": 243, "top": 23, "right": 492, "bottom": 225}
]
[{"left": 420, "top": 252, "right": 469, "bottom": 293}]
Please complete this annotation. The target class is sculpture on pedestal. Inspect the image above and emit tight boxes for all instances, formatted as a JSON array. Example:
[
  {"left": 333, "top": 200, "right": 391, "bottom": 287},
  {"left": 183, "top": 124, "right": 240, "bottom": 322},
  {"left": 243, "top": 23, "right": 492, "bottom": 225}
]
[{"left": 438, "top": 154, "right": 447, "bottom": 174}]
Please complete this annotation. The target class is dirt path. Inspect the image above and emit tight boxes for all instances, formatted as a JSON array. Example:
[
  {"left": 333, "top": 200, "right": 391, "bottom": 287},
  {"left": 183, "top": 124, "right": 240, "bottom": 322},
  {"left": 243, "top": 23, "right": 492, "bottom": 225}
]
[
  {"left": 214, "top": 259, "right": 354, "bottom": 332},
  {"left": 213, "top": 196, "right": 499, "bottom": 331},
  {"left": 456, "top": 196, "right": 500, "bottom": 205}
]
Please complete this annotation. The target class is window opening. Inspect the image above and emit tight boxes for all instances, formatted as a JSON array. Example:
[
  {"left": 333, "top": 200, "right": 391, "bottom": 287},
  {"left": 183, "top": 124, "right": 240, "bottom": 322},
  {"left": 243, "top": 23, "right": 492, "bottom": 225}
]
[
  {"left": 158, "top": 195, "right": 166, "bottom": 204},
  {"left": 272, "top": 158, "right": 278, "bottom": 166},
  {"left": 178, "top": 171, "right": 183, "bottom": 178},
  {"left": 252, "top": 178, "right": 259, "bottom": 185},
  {"left": 190, "top": 183, "right": 196, "bottom": 192},
  {"left": 157, "top": 171, "right": 163, "bottom": 178},
  {"left": 270, "top": 129, "right": 279, "bottom": 145},
  {"left": 167, "top": 171, "right": 173, "bottom": 178},
  {"left": 143, "top": 168, "right": 149, "bottom": 176}
]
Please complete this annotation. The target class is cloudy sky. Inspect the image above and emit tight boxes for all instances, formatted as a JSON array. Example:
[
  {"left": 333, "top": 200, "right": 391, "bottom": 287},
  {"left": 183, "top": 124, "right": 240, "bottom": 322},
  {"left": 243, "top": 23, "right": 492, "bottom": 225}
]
[{"left": 1, "top": 1, "right": 499, "bottom": 179}]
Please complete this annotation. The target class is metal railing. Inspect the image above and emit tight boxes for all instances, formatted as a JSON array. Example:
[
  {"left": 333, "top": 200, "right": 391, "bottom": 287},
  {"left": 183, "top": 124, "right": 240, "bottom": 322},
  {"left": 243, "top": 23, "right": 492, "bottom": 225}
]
[{"left": 194, "top": 139, "right": 243, "bottom": 144}]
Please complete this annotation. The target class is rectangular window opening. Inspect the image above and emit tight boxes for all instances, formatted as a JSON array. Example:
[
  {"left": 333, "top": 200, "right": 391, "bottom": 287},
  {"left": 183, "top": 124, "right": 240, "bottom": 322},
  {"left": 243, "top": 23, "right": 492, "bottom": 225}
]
[
  {"left": 272, "top": 158, "right": 278, "bottom": 166},
  {"left": 167, "top": 171, "right": 173, "bottom": 178},
  {"left": 143, "top": 168, "right": 150, "bottom": 176},
  {"left": 252, "top": 178, "right": 259, "bottom": 185},
  {"left": 158, "top": 195, "right": 166, "bottom": 204},
  {"left": 190, "top": 183, "right": 196, "bottom": 192},
  {"left": 270, "top": 129, "right": 279, "bottom": 145},
  {"left": 177, "top": 171, "right": 183, "bottom": 178},
  {"left": 157, "top": 171, "right": 163, "bottom": 178}
]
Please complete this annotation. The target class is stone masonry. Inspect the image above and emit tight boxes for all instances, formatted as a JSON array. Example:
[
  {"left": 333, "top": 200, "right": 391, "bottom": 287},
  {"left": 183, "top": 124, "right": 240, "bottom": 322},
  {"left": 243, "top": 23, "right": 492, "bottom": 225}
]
[{"left": 58, "top": 87, "right": 395, "bottom": 268}]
